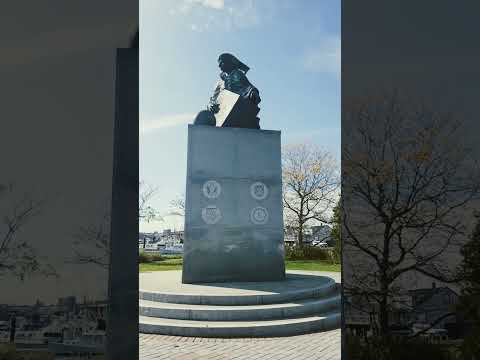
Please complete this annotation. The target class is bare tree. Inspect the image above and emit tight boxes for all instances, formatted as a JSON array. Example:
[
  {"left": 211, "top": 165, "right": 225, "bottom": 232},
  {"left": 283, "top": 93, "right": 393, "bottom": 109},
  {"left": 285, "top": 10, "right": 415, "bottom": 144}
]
[
  {"left": 342, "top": 92, "right": 479, "bottom": 339},
  {"left": 282, "top": 143, "right": 340, "bottom": 246},
  {"left": 330, "top": 198, "right": 341, "bottom": 263},
  {"left": 139, "top": 181, "right": 162, "bottom": 223},
  {"left": 0, "top": 183, "right": 56, "bottom": 280},
  {"left": 455, "top": 212, "right": 480, "bottom": 358},
  {"left": 70, "top": 212, "right": 110, "bottom": 269},
  {"left": 72, "top": 180, "right": 163, "bottom": 266},
  {"left": 168, "top": 193, "right": 185, "bottom": 218},
  {"left": 71, "top": 179, "right": 162, "bottom": 268}
]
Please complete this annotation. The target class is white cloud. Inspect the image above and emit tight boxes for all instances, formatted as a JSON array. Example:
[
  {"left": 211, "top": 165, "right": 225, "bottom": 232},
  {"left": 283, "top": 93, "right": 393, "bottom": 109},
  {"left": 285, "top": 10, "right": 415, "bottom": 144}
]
[
  {"left": 185, "top": 0, "right": 225, "bottom": 10},
  {"left": 226, "top": 0, "right": 260, "bottom": 29},
  {"left": 140, "top": 113, "right": 196, "bottom": 134},
  {"left": 173, "top": 0, "right": 278, "bottom": 32},
  {"left": 303, "top": 36, "right": 341, "bottom": 75}
]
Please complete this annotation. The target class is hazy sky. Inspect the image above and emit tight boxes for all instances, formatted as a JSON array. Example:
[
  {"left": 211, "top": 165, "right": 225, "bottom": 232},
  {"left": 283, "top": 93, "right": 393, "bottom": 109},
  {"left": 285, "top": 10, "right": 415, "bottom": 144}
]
[{"left": 140, "top": 0, "right": 341, "bottom": 232}]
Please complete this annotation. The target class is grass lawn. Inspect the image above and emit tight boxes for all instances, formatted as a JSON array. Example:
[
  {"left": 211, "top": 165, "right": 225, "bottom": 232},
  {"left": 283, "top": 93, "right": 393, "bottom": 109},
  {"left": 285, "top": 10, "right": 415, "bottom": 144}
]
[
  {"left": 0, "top": 344, "right": 105, "bottom": 359},
  {"left": 0, "top": 344, "right": 54, "bottom": 360},
  {"left": 139, "top": 257, "right": 340, "bottom": 272},
  {"left": 285, "top": 260, "right": 340, "bottom": 272},
  {"left": 139, "top": 257, "right": 183, "bottom": 272}
]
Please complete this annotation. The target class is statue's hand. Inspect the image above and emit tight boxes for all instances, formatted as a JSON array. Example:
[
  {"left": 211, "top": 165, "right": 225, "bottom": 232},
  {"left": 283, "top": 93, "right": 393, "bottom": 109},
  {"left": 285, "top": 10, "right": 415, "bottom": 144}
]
[{"left": 208, "top": 103, "right": 220, "bottom": 114}]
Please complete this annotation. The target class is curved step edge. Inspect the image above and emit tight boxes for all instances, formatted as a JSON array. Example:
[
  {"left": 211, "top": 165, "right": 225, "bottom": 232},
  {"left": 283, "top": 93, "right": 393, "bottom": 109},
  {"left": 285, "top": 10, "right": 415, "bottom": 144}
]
[
  {"left": 139, "top": 279, "right": 337, "bottom": 306},
  {"left": 139, "top": 312, "right": 340, "bottom": 337},
  {"left": 140, "top": 294, "right": 341, "bottom": 321}
]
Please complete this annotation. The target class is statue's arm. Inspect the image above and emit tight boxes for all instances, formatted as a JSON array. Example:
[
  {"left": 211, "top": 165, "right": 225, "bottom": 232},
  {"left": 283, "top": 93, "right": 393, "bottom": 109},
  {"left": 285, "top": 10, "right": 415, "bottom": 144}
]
[
  {"left": 231, "top": 70, "right": 261, "bottom": 104},
  {"left": 207, "top": 80, "right": 223, "bottom": 113}
]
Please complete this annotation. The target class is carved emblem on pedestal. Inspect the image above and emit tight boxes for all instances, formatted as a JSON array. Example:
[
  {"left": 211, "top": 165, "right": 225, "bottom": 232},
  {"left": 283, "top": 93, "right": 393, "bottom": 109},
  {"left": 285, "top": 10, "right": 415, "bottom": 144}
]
[
  {"left": 250, "top": 182, "right": 268, "bottom": 200},
  {"left": 250, "top": 206, "right": 269, "bottom": 225},
  {"left": 202, "top": 205, "right": 222, "bottom": 224},
  {"left": 203, "top": 180, "right": 221, "bottom": 199}
]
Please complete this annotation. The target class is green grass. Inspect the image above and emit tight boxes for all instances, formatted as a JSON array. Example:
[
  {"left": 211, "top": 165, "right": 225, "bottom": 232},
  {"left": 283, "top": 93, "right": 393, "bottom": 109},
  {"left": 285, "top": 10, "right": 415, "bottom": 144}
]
[
  {"left": 139, "top": 257, "right": 183, "bottom": 272},
  {"left": 285, "top": 260, "right": 341, "bottom": 272},
  {"left": 0, "top": 343, "right": 55, "bottom": 359},
  {"left": 0, "top": 343, "right": 105, "bottom": 360},
  {"left": 139, "top": 257, "right": 340, "bottom": 272}
]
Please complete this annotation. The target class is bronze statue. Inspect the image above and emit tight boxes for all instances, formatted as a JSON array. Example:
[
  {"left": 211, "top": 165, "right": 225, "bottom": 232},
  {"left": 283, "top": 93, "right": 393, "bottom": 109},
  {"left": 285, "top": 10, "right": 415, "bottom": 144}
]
[{"left": 194, "top": 53, "right": 261, "bottom": 129}]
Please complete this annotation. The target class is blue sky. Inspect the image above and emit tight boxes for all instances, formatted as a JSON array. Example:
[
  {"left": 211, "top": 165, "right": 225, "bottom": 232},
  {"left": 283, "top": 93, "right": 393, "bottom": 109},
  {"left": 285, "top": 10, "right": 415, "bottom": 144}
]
[{"left": 140, "top": 0, "right": 340, "bottom": 232}]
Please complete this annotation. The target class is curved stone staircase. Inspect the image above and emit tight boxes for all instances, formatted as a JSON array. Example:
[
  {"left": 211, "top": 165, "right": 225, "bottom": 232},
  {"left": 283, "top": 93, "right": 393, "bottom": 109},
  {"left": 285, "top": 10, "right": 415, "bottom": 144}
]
[{"left": 139, "top": 271, "right": 341, "bottom": 337}]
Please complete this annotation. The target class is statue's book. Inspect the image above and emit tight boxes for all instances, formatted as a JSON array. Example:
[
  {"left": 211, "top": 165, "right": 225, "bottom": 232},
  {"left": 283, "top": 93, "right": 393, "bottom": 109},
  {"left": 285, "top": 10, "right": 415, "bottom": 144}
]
[{"left": 215, "top": 89, "right": 260, "bottom": 129}]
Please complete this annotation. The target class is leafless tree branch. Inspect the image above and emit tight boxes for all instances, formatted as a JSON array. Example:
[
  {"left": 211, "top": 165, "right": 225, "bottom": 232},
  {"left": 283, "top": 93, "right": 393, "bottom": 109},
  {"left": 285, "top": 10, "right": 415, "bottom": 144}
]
[
  {"left": 282, "top": 143, "right": 340, "bottom": 245},
  {"left": 343, "top": 91, "right": 480, "bottom": 338}
]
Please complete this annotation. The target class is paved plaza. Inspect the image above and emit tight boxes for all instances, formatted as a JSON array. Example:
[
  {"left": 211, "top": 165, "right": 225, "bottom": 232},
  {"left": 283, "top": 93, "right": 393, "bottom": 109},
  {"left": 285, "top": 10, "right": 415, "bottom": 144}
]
[{"left": 139, "top": 328, "right": 340, "bottom": 360}]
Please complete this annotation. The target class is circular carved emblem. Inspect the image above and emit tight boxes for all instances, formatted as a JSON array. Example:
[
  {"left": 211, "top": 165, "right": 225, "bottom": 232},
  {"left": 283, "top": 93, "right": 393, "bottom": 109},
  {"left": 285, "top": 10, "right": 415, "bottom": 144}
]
[
  {"left": 202, "top": 180, "right": 221, "bottom": 199},
  {"left": 250, "top": 206, "right": 269, "bottom": 225},
  {"left": 250, "top": 182, "right": 269, "bottom": 200},
  {"left": 202, "top": 205, "right": 222, "bottom": 224}
]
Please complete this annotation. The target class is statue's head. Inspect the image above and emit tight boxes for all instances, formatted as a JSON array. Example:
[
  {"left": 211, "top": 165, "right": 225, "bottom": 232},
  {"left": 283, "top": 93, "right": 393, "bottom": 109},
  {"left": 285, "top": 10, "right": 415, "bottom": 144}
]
[{"left": 218, "top": 53, "right": 250, "bottom": 74}]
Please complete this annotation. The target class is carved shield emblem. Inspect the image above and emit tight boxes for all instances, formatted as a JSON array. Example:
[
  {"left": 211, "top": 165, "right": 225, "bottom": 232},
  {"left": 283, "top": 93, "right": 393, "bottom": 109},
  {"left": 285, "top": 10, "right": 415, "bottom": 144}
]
[
  {"left": 250, "top": 182, "right": 268, "bottom": 200},
  {"left": 202, "top": 205, "right": 221, "bottom": 224},
  {"left": 203, "top": 180, "right": 221, "bottom": 199}
]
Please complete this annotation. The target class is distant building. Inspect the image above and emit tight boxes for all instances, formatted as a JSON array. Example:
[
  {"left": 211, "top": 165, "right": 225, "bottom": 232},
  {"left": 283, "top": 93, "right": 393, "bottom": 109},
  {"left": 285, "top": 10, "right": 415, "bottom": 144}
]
[
  {"left": 284, "top": 227, "right": 297, "bottom": 246},
  {"left": 57, "top": 296, "right": 76, "bottom": 313},
  {"left": 409, "top": 283, "right": 459, "bottom": 329},
  {"left": 345, "top": 282, "right": 464, "bottom": 339},
  {"left": 159, "top": 229, "right": 183, "bottom": 244},
  {"left": 310, "top": 225, "right": 333, "bottom": 245},
  {"left": 344, "top": 297, "right": 374, "bottom": 337},
  {"left": 283, "top": 225, "right": 334, "bottom": 247},
  {"left": 139, "top": 229, "right": 184, "bottom": 252},
  {"left": 0, "top": 305, "right": 9, "bottom": 321}
]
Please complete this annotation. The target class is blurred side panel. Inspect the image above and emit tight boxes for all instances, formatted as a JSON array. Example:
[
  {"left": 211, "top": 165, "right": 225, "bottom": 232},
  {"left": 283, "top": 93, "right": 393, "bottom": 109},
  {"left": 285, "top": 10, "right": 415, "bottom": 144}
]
[
  {"left": 108, "top": 44, "right": 139, "bottom": 359},
  {"left": 0, "top": 1, "right": 138, "bottom": 359},
  {"left": 342, "top": 1, "right": 480, "bottom": 358}
]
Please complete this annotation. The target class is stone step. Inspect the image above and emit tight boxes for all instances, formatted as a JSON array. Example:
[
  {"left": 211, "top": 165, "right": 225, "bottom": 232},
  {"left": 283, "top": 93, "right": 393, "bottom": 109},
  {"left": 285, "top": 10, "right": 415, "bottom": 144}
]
[
  {"left": 139, "top": 293, "right": 340, "bottom": 321},
  {"left": 139, "top": 312, "right": 341, "bottom": 337},
  {"left": 139, "top": 277, "right": 337, "bottom": 306}
]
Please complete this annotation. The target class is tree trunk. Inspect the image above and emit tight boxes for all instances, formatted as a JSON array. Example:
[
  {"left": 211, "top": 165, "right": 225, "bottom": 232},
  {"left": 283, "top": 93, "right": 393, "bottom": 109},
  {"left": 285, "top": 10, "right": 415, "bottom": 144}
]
[
  {"left": 298, "top": 202, "right": 304, "bottom": 247},
  {"left": 377, "top": 223, "right": 392, "bottom": 339},
  {"left": 297, "top": 223, "right": 304, "bottom": 247},
  {"left": 378, "top": 273, "right": 390, "bottom": 339}
]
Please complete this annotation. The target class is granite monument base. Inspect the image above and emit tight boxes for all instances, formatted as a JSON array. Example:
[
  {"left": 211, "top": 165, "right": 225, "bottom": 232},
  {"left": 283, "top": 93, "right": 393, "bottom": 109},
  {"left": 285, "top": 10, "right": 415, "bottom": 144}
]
[
  {"left": 139, "top": 270, "right": 341, "bottom": 337},
  {"left": 182, "top": 125, "right": 285, "bottom": 283}
]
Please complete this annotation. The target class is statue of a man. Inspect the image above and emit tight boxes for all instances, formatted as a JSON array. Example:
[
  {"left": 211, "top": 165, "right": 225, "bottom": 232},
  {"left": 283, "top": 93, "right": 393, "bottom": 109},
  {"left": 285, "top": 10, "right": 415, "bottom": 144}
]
[
  {"left": 212, "top": 53, "right": 262, "bottom": 129},
  {"left": 208, "top": 53, "right": 261, "bottom": 110},
  {"left": 193, "top": 53, "right": 261, "bottom": 129}
]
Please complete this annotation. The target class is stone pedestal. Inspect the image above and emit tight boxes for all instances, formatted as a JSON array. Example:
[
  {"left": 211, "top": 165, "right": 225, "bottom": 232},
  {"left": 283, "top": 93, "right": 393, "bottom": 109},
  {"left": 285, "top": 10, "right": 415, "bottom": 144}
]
[{"left": 182, "top": 125, "right": 285, "bottom": 283}]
